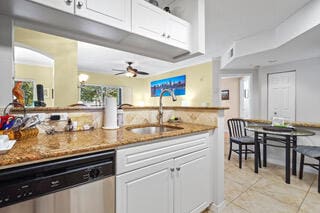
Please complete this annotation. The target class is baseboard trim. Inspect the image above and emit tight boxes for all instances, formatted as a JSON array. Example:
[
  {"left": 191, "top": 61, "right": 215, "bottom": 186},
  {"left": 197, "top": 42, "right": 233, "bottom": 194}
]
[{"left": 208, "top": 201, "right": 226, "bottom": 213}]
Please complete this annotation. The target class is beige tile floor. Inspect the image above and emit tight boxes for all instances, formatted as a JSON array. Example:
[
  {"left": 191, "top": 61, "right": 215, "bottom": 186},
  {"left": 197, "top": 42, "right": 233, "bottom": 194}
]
[{"left": 203, "top": 135, "right": 319, "bottom": 213}]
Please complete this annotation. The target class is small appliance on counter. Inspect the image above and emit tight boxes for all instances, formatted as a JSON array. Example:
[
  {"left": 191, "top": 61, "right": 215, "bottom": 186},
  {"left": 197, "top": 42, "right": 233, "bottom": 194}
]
[{"left": 34, "top": 84, "right": 47, "bottom": 107}]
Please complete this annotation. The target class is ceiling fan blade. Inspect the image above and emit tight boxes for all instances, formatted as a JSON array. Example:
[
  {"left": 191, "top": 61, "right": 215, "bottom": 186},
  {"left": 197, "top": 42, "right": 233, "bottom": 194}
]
[
  {"left": 115, "top": 72, "right": 126, "bottom": 75},
  {"left": 112, "top": 69, "right": 126, "bottom": 72},
  {"left": 136, "top": 71, "right": 150, "bottom": 75}
]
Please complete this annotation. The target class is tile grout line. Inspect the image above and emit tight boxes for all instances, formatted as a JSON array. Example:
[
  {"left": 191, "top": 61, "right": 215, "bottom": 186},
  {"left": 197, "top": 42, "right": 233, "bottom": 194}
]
[
  {"left": 296, "top": 176, "right": 316, "bottom": 213},
  {"left": 228, "top": 175, "right": 263, "bottom": 206},
  {"left": 227, "top": 176, "right": 263, "bottom": 213}
]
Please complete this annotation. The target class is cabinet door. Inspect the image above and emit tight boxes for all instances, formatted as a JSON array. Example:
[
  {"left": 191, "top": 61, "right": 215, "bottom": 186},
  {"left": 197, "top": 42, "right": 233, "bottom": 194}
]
[
  {"left": 28, "top": 0, "right": 75, "bottom": 13},
  {"left": 75, "top": 0, "right": 131, "bottom": 31},
  {"left": 132, "top": 0, "right": 166, "bottom": 42},
  {"left": 166, "top": 16, "right": 191, "bottom": 50},
  {"left": 174, "top": 149, "right": 210, "bottom": 213},
  {"left": 116, "top": 160, "right": 174, "bottom": 213}
]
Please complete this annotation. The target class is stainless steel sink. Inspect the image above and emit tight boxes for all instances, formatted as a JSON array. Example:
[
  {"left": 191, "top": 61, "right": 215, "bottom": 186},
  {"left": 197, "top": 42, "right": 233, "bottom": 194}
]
[{"left": 127, "top": 125, "right": 183, "bottom": 134}]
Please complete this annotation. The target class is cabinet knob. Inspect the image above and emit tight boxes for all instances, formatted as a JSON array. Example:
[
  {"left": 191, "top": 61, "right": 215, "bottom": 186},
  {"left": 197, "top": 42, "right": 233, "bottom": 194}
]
[
  {"left": 176, "top": 167, "right": 181, "bottom": 171},
  {"left": 77, "top": 1, "right": 84, "bottom": 8},
  {"left": 162, "top": 33, "right": 166, "bottom": 37},
  {"left": 65, "top": 0, "right": 73, "bottom": 5},
  {"left": 167, "top": 35, "right": 170, "bottom": 39},
  {"left": 170, "top": 168, "right": 174, "bottom": 172}
]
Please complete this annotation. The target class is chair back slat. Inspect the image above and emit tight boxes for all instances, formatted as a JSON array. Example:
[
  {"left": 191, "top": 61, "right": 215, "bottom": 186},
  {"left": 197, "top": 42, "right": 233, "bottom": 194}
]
[{"left": 227, "top": 119, "right": 247, "bottom": 138}]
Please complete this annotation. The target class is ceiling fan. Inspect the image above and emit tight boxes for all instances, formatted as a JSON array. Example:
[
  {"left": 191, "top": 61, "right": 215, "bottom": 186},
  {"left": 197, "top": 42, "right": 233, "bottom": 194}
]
[{"left": 112, "top": 62, "right": 150, "bottom": 77}]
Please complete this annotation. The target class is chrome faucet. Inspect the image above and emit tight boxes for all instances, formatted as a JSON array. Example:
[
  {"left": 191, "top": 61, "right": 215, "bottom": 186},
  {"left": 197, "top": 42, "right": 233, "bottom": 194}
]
[{"left": 158, "top": 89, "right": 177, "bottom": 125}]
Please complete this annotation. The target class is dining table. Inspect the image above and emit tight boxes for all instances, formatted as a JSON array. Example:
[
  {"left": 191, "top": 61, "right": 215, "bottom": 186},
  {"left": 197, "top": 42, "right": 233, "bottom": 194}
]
[{"left": 245, "top": 125, "right": 315, "bottom": 184}]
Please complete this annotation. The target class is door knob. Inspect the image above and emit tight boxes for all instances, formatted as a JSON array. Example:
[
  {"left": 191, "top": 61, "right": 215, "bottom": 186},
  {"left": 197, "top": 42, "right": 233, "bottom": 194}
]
[
  {"left": 64, "top": 0, "right": 73, "bottom": 5},
  {"left": 77, "top": 1, "right": 84, "bottom": 8}
]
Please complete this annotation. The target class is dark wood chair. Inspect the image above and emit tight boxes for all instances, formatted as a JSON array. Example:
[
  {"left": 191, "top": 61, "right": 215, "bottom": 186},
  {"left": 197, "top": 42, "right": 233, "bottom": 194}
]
[
  {"left": 295, "top": 145, "right": 320, "bottom": 193},
  {"left": 227, "top": 118, "right": 261, "bottom": 169}
]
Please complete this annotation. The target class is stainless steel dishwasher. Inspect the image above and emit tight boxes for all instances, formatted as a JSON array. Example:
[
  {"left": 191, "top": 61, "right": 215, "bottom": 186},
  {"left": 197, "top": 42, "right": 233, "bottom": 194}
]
[{"left": 0, "top": 150, "right": 115, "bottom": 213}]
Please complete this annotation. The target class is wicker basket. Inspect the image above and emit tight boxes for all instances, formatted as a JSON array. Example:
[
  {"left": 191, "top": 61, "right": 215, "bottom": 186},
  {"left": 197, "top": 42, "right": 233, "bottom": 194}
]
[{"left": 14, "top": 128, "right": 39, "bottom": 141}]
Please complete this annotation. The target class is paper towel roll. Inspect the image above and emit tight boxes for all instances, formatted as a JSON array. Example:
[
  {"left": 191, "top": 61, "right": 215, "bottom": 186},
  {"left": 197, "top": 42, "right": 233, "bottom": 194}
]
[{"left": 102, "top": 97, "right": 118, "bottom": 129}]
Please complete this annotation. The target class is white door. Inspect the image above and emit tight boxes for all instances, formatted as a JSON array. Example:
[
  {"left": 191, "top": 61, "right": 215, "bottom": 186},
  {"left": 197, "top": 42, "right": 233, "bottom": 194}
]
[
  {"left": 75, "top": 0, "right": 131, "bottom": 31},
  {"left": 166, "top": 16, "right": 190, "bottom": 50},
  {"left": 174, "top": 149, "right": 210, "bottom": 213},
  {"left": 132, "top": 0, "right": 166, "bottom": 43},
  {"left": 116, "top": 160, "right": 174, "bottom": 213},
  {"left": 268, "top": 71, "right": 296, "bottom": 121},
  {"left": 240, "top": 76, "right": 251, "bottom": 118},
  {"left": 28, "top": 0, "right": 75, "bottom": 13}
]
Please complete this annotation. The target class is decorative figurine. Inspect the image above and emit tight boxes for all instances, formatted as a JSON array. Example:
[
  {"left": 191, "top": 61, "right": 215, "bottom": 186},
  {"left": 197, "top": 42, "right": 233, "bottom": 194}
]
[{"left": 12, "top": 81, "right": 25, "bottom": 107}]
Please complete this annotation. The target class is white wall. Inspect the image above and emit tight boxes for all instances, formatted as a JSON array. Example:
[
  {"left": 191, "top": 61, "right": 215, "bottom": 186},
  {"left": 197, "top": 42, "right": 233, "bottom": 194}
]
[
  {"left": 0, "top": 15, "right": 14, "bottom": 107},
  {"left": 258, "top": 57, "right": 320, "bottom": 122},
  {"left": 258, "top": 57, "right": 320, "bottom": 166}
]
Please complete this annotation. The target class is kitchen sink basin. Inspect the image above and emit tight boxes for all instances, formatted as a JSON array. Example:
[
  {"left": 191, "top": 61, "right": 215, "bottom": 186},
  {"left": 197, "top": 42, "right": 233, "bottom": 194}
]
[{"left": 127, "top": 125, "right": 183, "bottom": 135}]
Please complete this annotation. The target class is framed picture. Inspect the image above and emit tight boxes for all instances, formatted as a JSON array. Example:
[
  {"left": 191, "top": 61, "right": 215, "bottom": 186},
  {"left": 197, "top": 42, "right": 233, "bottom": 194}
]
[
  {"left": 151, "top": 75, "right": 186, "bottom": 97},
  {"left": 221, "top": 90, "right": 229, "bottom": 100},
  {"left": 44, "top": 88, "right": 50, "bottom": 99}
]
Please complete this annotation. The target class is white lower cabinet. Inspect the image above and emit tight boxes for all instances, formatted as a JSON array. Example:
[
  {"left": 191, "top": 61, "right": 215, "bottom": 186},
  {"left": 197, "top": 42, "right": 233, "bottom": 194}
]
[
  {"left": 174, "top": 149, "right": 210, "bottom": 213},
  {"left": 116, "top": 148, "right": 210, "bottom": 213},
  {"left": 116, "top": 160, "right": 174, "bottom": 213}
]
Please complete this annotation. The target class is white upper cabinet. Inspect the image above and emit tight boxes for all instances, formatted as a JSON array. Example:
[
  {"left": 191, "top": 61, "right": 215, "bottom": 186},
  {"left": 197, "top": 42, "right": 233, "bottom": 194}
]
[
  {"left": 132, "top": 0, "right": 166, "bottom": 42},
  {"left": 166, "top": 15, "right": 191, "bottom": 50},
  {"left": 132, "top": 0, "right": 191, "bottom": 50},
  {"left": 28, "top": 0, "right": 75, "bottom": 13},
  {"left": 74, "top": 0, "right": 131, "bottom": 31}
]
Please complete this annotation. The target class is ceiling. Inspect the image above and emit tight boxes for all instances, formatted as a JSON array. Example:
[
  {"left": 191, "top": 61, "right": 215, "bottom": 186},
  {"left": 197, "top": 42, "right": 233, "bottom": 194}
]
[
  {"left": 205, "top": 0, "right": 311, "bottom": 57},
  {"left": 78, "top": 0, "right": 313, "bottom": 74},
  {"left": 222, "top": 23, "right": 320, "bottom": 69},
  {"left": 15, "top": 0, "right": 315, "bottom": 73},
  {"left": 14, "top": 46, "right": 54, "bottom": 67},
  {"left": 77, "top": 41, "right": 212, "bottom": 76}
]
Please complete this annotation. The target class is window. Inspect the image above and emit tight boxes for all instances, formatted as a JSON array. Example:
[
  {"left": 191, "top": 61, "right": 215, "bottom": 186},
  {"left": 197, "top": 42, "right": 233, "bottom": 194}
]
[
  {"left": 80, "top": 84, "right": 122, "bottom": 106},
  {"left": 14, "top": 80, "right": 35, "bottom": 107}
]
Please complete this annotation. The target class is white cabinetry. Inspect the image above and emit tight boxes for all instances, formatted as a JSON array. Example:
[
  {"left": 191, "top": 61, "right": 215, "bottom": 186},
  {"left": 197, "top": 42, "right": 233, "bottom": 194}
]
[
  {"left": 166, "top": 16, "right": 190, "bottom": 50},
  {"left": 116, "top": 133, "right": 210, "bottom": 213},
  {"left": 174, "top": 149, "right": 210, "bottom": 213},
  {"left": 28, "top": 0, "right": 75, "bottom": 13},
  {"left": 74, "top": 0, "right": 131, "bottom": 31},
  {"left": 132, "top": 0, "right": 190, "bottom": 50},
  {"left": 116, "top": 160, "right": 174, "bottom": 213},
  {"left": 131, "top": 0, "right": 166, "bottom": 43}
]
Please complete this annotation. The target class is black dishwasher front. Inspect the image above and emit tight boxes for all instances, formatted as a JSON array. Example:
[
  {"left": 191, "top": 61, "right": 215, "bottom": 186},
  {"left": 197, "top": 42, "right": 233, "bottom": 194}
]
[{"left": 0, "top": 150, "right": 115, "bottom": 209}]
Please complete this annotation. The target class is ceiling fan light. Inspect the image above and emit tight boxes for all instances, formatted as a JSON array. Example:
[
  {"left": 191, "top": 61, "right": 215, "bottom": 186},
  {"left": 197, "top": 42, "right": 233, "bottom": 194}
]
[
  {"left": 126, "top": 72, "right": 135, "bottom": 77},
  {"left": 79, "top": 74, "right": 89, "bottom": 83}
]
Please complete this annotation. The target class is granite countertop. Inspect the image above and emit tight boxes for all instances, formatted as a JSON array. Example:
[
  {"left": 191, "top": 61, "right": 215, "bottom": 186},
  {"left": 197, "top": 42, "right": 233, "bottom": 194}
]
[
  {"left": 245, "top": 119, "right": 320, "bottom": 129},
  {"left": 0, "top": 123, "right": 216, "bottom": 169}
]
